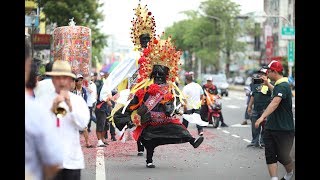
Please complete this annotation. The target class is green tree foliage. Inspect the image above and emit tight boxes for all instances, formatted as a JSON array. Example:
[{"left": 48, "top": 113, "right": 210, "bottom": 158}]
[
  {"left": 37, "top": 0, "right": 108, "bottom": 66},
  {"left": 165, "top": 0, "right": 244, "bottom": 77},
  {"left": 200, "top": 0, "right": 243, "bottom": 77}
]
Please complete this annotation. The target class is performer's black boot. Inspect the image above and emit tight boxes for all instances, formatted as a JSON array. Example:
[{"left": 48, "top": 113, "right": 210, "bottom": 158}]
[
  {"left": 190, "top": 136, "right": 204, "bottom": 148},
  {"left": 146, "top": 148, "right": 155, "bottom": 168},
  {"left": 137, "top": 140, "right": 144, "bottom": 156}
]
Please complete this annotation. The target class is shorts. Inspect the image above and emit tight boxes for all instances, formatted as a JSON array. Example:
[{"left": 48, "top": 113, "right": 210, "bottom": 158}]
[
  {"left": 264, "top": 130, "right": 295, "bottom": 165},
  {"left": 95, "top": 108, "right": 107, "bottom": 132}
]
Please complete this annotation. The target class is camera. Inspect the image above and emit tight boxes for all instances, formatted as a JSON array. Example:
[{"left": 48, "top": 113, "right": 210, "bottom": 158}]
[{"left": 253, "top": 78, "right": 264, "bottom": 84}]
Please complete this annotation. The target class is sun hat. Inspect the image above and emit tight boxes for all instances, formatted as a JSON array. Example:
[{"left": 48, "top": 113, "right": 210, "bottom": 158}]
[{"left": 45, "top": 60, "right": 76, "bottom": 78}]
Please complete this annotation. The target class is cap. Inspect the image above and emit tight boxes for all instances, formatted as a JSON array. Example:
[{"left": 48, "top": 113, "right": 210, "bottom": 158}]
[
  {"left": 184, "top": 71, "right": 194, "bottom": 76},
  {"left": 206, "top": 76, "right": 213, "bottom": 81},
  {"left": 266, "top": 60, "right": 283, "bottom": 72},
  {"left": 76, "top": 74, "right": 84, "bottom": 79},
  {"left": 258, "top": 67, "right": 268, "bottom": 74}
]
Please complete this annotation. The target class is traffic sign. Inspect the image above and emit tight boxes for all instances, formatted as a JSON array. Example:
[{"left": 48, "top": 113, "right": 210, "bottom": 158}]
[
  {"left": 281, "top": 26, "right": 295, "bottom": 40},
  {"left": 287, "top": 41, "right": 294, "bottom": 66}
]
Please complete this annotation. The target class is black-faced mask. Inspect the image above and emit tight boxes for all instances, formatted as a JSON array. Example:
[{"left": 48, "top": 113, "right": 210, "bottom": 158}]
[
  {"left": 139, "top": 33, "right": 151, "bottom": 48},
  {"left": 150, "top": 65, "right": 169, "bottom": 85}
]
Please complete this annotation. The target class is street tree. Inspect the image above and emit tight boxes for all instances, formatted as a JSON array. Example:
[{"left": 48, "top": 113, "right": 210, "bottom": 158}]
[
  {"left": 200, "top": 0, "right": 244, "bottom": 77},
  {"left": 37, "top": 0, "right": 108, "bottom": 67},
  {"left": 165, "top": 10, "right": 221, "bottom": 75}
]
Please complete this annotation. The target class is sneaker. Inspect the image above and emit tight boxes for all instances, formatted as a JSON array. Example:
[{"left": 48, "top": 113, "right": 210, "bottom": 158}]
[
  {"left": 220, "top": 123, "right": 228, "bottom": 127},
  {"left": 191, "top": 136, "right": 204, "bottom": 148},
  {"left": 146, "top": 163, "right": 155, "bottom": 168},
  {"left": 241, "top": 121, "right": 248, "bottom": 125},
  {"left": 246, "top": 143, "right": 256, "bottom": 147},
  {"left": 199, "top": 132, "right": 204, "bottom": 136},
  {"left": 137, "top": 152, "right": 144, "bottom": 156},
  {"left": 111, "top": 136, "right": 117, "bottom": 141},
  {"left": 97, "top": 140, "right": 106, "bottom": 147}
]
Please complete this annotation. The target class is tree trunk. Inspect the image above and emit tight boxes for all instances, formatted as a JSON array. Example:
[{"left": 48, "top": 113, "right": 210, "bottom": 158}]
[{"left": 225, "top": 49, "right": 230, "bottom": 78}]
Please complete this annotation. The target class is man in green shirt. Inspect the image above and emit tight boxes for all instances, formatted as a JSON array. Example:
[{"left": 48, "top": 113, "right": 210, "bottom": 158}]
[
  {"left": 255, "top": 60, "right": 294, "bottom": 180},
  {"left": 247, "top": 67, "right": 272, "bottom": 148}
]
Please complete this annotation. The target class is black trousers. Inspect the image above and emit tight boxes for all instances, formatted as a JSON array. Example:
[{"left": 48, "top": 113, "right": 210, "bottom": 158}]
[
  {"left": 141, "top": 137, "right": 195, "bottom": 164},
  {"left": 53, "top": 169, "right": 81, "bottom": 180},
  {"left": 137, "top": 139, "right": 145, "bottom": 152},
  {"left": 87, "top": 106, "right": 95, "bottom": 130},
  {"left": 105, "top": 121, "right": 116, "bottom": 137}
]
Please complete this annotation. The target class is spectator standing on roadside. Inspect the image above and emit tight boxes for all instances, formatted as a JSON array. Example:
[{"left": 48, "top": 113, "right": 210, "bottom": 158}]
[{"left": 255, "top": 60, "right": 295, "bottom": 180}]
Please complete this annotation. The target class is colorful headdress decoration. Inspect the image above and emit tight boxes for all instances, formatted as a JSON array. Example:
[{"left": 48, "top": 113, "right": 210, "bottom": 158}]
[
  {"left": 137, "top": 34, "right": 182, "bottom": 83},
  {"left": 130, "top": 2, "right": 156, "bottom": 48}
]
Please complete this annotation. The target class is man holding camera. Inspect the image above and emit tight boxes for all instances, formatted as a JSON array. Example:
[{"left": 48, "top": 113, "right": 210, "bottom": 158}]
[
  {"left": 255, "top": 60, "right": 295, "bottom": 180},
  {"left": 247, "top": 67, "right": 272, "bottom": 148}
]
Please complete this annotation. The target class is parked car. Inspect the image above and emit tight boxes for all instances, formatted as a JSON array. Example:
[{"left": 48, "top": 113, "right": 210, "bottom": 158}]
[
  {"left": 234, "top": 76, "right": 245, "bottom": 85},
  {"left": 202, "top": 74, "right": 229, "bottom": 96},
  {"left": 245, "top": 76, "right": 252, "bottom": 86}
]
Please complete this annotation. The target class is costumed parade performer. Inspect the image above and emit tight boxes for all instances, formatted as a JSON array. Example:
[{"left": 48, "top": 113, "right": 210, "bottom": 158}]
[
  {"left": 113, "top": 35, "right": 204, "bottom": 168},
  {"left": 101, "top": 1, "right": 157, "bottom": 156}
]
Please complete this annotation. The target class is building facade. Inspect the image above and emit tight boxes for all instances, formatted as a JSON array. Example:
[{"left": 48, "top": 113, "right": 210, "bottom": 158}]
[{"left": 263, "top": 0, "right": 295, "bottom": 59}]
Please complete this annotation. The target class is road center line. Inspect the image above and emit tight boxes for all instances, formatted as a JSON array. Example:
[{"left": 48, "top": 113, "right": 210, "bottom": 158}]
[
  {"left": 231, "top": 134, "right": 240, "bottom": 138},
  {"left": 243, "top": 139, "right": 251, "bottom": 143},
  {"left": 96, "top": 147, "right": 106, "bottom": 180},
  {"left": 222, "top": 130, "right": 230, "bottom": 134}
]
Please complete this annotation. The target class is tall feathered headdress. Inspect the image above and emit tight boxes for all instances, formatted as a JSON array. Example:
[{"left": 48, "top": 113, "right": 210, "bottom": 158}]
[
  {"left": 137, "top": 34, "right": 182, "bottom": 83},
  {"left": 130, "top": 1, "right": 156, "bottom": 48}
]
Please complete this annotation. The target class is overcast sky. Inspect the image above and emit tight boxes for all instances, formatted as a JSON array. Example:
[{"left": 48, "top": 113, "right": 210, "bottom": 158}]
[{"left": 100, "top": 0, "right": 263, "bottom": 48}]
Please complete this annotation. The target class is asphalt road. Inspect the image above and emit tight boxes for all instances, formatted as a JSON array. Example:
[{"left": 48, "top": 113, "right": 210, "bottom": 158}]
[{"left": 80, "top": 89, "right": 295, "bottom": 180}]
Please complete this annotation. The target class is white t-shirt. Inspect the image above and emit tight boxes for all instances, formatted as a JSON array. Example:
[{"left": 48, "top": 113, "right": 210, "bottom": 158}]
[
  {"left": 33, "top": 78, "right": 55, "bottom": 98},
  {"left": 86, "top": 81, "right": 97, "bottom": 107},
  {"left": 182, "top": 82, "right": 204, "bottom": 110}
]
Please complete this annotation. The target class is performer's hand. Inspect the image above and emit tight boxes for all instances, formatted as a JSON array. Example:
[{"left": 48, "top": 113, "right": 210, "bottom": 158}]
[
  {"left": 60, "top": 90, "right": 72, "bottom": 112},
  {"left": 140, "top": 112, "right": 151, "bottom": 124},
  {"left": 127, "top": 120, "right": 135, "bottom": 129},
  {"left": 51, "top": 95, "right": 65, "bottom": 114},
  {"left": 137, "top": 104, "right": 148, "bottom": 116}
]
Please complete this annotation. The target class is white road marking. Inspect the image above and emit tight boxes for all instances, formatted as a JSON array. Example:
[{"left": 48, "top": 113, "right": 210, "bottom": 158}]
[
  {"left": 232, "top": 134, "right": 240, "bottom": 138},
  {"left": 226, "top": 105, "right": 240, "bottom": 109},
  {"left": 230, "top": 123, "right": 250, "bottom": 128},
  {"left": 222, "top": 130, "right": 230, "bottom": 134},
  {"left": 236, "top": 97, "right": 245, "bottom": 100},
  {"left": 96, "top": 147, "right": 106, "bottom": 180},
  {"left": 243, "top": 139, "right": 251, "bottom": 143},
  {"left": 222, "top": 97, "right": 231, "bottom": 100}
]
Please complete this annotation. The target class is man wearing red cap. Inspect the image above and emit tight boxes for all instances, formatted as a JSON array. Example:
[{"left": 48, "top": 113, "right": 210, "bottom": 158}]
[{"left": 255, "top": 60, "right": 295, "bottom": 180}]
